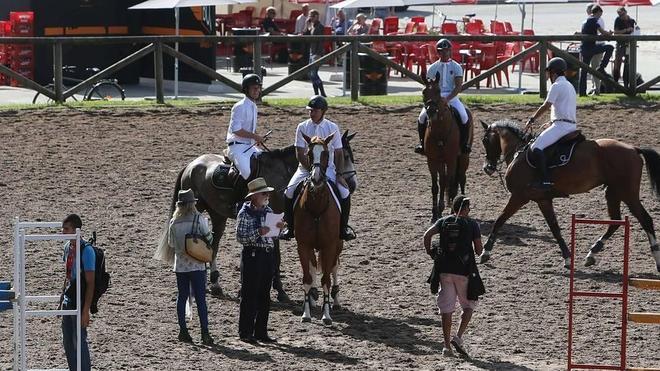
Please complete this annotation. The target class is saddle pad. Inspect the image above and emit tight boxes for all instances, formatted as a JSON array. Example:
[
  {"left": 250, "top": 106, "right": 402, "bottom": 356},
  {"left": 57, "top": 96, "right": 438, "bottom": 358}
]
[
  {"left": 211, "top": 164, "right": 234, "bottom": 189},
  {"left": 526, "top": 140, "right": 581, "bottom": 169}
]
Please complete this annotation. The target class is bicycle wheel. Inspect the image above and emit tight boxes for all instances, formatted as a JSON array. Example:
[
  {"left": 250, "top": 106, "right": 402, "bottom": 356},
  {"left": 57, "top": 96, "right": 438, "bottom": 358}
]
[{"left": 86, "top": 81, "right": 125, "bottom": 101}]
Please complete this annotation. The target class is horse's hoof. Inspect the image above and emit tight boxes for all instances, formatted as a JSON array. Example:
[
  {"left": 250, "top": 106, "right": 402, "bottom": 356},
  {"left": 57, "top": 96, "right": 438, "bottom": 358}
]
[
  {"left": 563, "top": 258, "right": 571, "bottom": 269},
  {"left": 210, "top": 285, "right": 224, "bottom": 298},
  {"left": 584, "top": 255, "right": 597, "bottom": 267},
  {"left": 479, "top": 251, "right": 490, "bottom": 264},
  {"left": 322, "top": 318, "right": 332, "bottom": 326},
  {"left": 301, "top": 316, "right": 311, "bottom": 323},
  {"left": 277, "top": 290, "right": 291, "bottom": 303}
]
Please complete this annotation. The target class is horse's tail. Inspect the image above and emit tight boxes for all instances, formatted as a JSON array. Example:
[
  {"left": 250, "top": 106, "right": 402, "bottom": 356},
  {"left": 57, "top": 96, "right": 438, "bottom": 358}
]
[
  {"left": 154, "top": 165, "right": 185, "bottom": 265},
  {"left": 637, "top": 147, "right": 660, "bottom": 198}
]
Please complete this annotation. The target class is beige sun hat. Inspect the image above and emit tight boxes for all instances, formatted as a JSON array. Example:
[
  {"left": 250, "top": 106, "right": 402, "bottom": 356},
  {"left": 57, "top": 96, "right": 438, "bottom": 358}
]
[
  {"left": 177, "top": 189, "right": 197, "bottom": 205},
  {"left": 245, "top": 177, "right": 275, "bottom": 199}
]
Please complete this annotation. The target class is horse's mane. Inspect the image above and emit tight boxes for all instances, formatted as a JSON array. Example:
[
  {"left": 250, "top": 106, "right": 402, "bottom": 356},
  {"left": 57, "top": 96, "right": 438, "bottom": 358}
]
[
  {"left": 491, "top": 119, "right": 526, "bottom": 140},
  {"left": 261, "top": 145, "right": 296, "bottom": 160}
]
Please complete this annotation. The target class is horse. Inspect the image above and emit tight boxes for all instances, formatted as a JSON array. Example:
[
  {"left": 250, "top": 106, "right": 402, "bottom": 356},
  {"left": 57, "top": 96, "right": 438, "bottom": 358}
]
[
  {"left": 157, "top": 131, "right": 358, "bottom": 299},
  {"left": 422, "top": 77, "right": 473, "bottom": 221},
  {"left": 480, "top": 119, "right": 660, "bottom": 271},
  {"left": 296, "top": 133, "right": 344, "bottom": 325}
]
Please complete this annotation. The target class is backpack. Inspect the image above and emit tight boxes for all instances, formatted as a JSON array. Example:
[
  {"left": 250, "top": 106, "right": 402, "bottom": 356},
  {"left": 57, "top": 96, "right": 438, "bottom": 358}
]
[
  {"left": 83, "top": 232, "right": 111, "bottom": 314},
  {"left": 438, "top": 217, "right": 471, "bottom": 257}
]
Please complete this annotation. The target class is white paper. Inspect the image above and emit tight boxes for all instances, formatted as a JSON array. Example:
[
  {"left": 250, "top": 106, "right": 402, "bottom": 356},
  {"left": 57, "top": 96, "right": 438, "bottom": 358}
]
[{"left": 264, "top": 213, "right": 283, "bottom": 238}]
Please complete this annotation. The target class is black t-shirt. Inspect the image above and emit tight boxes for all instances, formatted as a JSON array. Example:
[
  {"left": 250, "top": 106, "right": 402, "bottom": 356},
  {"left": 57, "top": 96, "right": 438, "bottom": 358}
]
[
  {"left": 614, "top": 16, "right": 636, "bottom": 33},
  {"left": 433, "top": 216, "right": 481, "bottom": 276},
  {"left": 581, "top": 17, "right": 600, "bottom": 49},
  {"left": 261, "top": 17, "right": 280, "bottom": 33}
]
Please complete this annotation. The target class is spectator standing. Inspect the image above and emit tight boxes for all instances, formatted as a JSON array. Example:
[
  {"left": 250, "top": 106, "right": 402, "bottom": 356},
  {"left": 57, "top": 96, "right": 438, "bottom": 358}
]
[
  {"left": 423, "top": 195, "right": 483, "bottom": 357},
  {"left": 579, "top": 5, "right": 614, "bottom": 96},
  {"left": 612, "top": 7, "right": 636, "bottom": 82},
  {"left": 236, "top": 178, "right": 284, "bottom": 343},
  {"left": 167, "top": 189, "right": 215, "bottom": 345},
  {"left": 295, "top": 4, "right": 309, "bottom": 34},
  {"left": 303, "top": 9, "right": 327, "bottom": 97},
  {"left": 60, "top": 214, "right": 95, "bottom": 371},
  {"left": 347, "top": 13, "right": 368, "bottom": 35},
  {"left": 584, "top": 3, "right": 606, "bottom": 95},
  {"left": 331, "top": 9, "right": 347, "bottom": 35}
]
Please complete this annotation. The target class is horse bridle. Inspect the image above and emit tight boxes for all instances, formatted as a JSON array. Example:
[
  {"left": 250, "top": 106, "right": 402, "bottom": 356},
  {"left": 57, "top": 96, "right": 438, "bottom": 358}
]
[{"left": 482, "top": 125, "right": 530, "bottom": 189}]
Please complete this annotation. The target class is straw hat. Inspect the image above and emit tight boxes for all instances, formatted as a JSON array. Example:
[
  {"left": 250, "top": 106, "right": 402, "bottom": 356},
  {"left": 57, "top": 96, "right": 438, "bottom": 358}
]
[
  {"left": 245, "top": 177, "right": 274, "bottom": 199},
  {"left": 177, "top": 189, "right": 197, "bottom": 205}
]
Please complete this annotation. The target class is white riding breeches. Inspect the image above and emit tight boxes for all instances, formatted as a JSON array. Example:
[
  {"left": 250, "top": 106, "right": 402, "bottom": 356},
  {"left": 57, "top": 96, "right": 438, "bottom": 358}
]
[
  {"left": 227, "top": 143, "right": 262, "bottom": 179},
  {"left": 530, "top": 121, "right": 577, "bottom": 151},
  {"left": 418, "top": 97, "right": 468, "bottom": 125},
  {"left": 284, "top": 167, "right": 350, "bottom": 199}
]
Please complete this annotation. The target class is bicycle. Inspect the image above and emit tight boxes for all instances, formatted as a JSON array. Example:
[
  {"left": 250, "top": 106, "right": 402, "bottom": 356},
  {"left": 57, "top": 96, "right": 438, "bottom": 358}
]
[{"left": 32, "top": 65, "right": 125, "bottom": 104}]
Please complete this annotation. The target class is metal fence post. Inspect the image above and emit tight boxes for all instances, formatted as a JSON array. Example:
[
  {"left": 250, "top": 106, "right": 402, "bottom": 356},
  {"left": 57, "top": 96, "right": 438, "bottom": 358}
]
[
  {"left": 53, "top": 42, "right": 63, "bottom": 104},
  {"left": 350, "top": 40, "right": 359, "bottom": 102},
  {"left": 539, "top": 41, "right": 548, "bottom": 98},
  {"left": 154, "top": 41, "right": 165, "bottom": 104}
]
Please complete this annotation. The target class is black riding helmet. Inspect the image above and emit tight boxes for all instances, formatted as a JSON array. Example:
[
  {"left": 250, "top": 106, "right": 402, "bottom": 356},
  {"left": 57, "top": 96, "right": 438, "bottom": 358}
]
[
  {"left": 242, "top": 73, "right": 262, "bottom": 93},
  {"left": 546, "top": 57, "right": 567, "bottom": 75},
  {"left": 306, "top": 95, "right": 328, "bottom": 110},
  {"left": 436, "top": 39, "right": 452, "bottom": 50}
]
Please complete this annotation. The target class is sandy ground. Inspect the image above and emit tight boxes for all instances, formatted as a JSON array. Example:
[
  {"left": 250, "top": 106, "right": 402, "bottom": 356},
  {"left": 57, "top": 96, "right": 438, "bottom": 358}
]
[{"left": 0, "top": 102, "right": 659, "bottom": 370}]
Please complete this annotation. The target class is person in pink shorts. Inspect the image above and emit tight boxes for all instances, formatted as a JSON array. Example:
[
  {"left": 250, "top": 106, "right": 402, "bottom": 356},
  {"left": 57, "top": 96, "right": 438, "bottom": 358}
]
[{"left": 423, "top": 195, "right": 483, "bottom": 357}]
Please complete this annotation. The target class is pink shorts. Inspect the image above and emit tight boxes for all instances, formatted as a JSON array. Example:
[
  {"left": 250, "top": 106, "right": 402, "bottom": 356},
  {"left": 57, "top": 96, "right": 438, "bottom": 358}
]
[{"left": 436, "top": 273, "right": 478, "bottom": 314}]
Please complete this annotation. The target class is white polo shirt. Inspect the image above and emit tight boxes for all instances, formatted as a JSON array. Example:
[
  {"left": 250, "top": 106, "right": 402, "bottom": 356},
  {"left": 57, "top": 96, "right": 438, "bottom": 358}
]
[
  {"left": 426, "top": 59, "right": 463, "bottom": 97},
  {"left": 295, "top": 14, "right": 308, "bottom": 34},
  {"left": 546, "top": 76, "right": 577, "bottom": 124},
  {"left": 226, "top": 97, "right": 257, "bottom": 144},
  {"left": 294, "top": 118, "right": 343, "bottom": 173}
]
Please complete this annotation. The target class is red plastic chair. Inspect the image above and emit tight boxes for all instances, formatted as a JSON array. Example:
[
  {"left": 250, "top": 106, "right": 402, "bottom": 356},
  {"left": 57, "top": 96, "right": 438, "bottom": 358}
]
[
  {"left": 401, "top": 21, "right": 416, "bottom": 34},
  {"left": 475, "top": 43, "right": 504, "bottom": 87},
  {"left": 233, "top": 12, "right": 252, "bottom": 28},
  {"left": 471, "top": 18, "right": 485, "bottom": 32},
  {"left": 415, "top": 23, "right": 429, "bottom": 34},
  {"left": 441, "top": 22, "right": 459, "bottom": 35},
  {"left": 383, "top": 16, "right": 399, "bottom": 35},
  {"left": 426, "top": 43, "right": 440, "bottom": 63},
  {"left": 258, "top": 7, "right": 267, "bottom": 20},
  {"left": 490, "top": 20, "right": 506, "bottom": 35},
  {"left": 413, "top": 44, "right": 429, "bottom": 76},
  {"left": 368, "top": 18, "right": 382, "bottom": 35},
  {"left": 521, "top": 29, "right": 539, "bottom": 72},
  {"left": 289, "top": 10, "right": 302, "bottom": 20},
  {"left": 464, "top": 22, "right": 482, "bottom": 35},
  {"left": 323, "top": 26, "right": 334, "bottom": 65},
  {"left": 504, "top": 21, "right": 519, "bottom": 35},
  {"left": 411, "top": 16, "right": 425, "bottom": 24}
]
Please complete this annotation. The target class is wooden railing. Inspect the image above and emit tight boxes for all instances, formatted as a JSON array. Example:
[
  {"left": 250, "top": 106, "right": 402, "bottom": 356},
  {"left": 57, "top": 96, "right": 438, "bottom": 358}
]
[{"left": 0, "top": 34, "right": 658, "bottom": 104}]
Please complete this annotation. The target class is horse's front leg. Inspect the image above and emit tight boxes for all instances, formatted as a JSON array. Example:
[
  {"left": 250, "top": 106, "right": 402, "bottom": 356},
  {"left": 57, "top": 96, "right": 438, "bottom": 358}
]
[
  {"left": 430, "top": 170, "right": 440, "bottom": 223},
  {"left": 330, "top": 260, "right": 341, "bottom": 309},
  {"left": 298, "top": 247, "right": 316, "bottom": 323},
  {"left": 481, "top": 194, "right": 530, "bottom": 263},
  {"left": 446, "top": 158, "right": 458, "bottom": 207},
  {"left": 585, "top": 188, "right": 622, "bottom": 267},
  {"left": 536, "top": 199, "right": 571, "bottom": 269},
  {"left": 319, "top": 248, "right": 335, "bottom": 326},
  {"left": 208, "top": 212, "right": 227, "bottom": 297}
]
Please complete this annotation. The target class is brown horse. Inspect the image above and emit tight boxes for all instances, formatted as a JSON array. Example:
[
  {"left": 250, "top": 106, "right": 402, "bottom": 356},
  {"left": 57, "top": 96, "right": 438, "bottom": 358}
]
[
  {"left": 296, "top": 133, "right": 343, "bottom": 325},
  {"left": 158, "top": 132, "right": 358, "bottom": 299},
  {"left": 480, "top": 120, "right": 660, "bottom": 271},
  {"left": 422, "top": 78, "right": 473, "bottom": 221}
]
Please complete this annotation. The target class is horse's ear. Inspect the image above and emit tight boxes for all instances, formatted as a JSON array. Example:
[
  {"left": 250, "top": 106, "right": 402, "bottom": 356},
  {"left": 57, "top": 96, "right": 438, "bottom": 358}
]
[
  {"left": 302, "top": 133, "right": 312, "bottom": 144},
  {"left": 324, "top": 131, "right": 336, "bottom": 145},
  {"left": 347, "top": 132, "right": 356, "bottom": 142},
  {"left": 480, "top": 120, "right": 489, "bottom": 131}
]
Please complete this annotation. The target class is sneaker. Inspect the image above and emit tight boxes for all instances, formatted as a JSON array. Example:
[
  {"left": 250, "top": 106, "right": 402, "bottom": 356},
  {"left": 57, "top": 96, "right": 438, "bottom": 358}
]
[
  {"left": 201, "top": 332, "right": 214, "bottom": 346},
  {"left": 178, "top": 329, "right": 193, "bottom": 343},
  {"left": 442, "top": 347, "right": 455, "bottom": 357},
  {"left": 451, "top": 335, "right": 469, "bottom": 357}
]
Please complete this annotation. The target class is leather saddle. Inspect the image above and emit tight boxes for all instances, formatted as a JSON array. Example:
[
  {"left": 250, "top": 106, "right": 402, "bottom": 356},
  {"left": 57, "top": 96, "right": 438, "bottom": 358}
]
[{"left": 526, "top": 130, "right": 585, "bottom": 169}]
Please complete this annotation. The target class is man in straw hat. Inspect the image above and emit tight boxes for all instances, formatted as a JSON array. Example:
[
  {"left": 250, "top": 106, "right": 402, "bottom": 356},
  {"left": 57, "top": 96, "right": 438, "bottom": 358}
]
[{"left": 236, "top": 178, "right": 284, "bottom": 343}]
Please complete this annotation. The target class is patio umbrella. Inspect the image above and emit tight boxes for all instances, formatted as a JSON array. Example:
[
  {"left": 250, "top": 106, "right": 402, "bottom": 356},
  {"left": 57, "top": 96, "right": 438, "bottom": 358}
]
[
  {"left": 129, "top": 0, "right": 255, "bottom": 98},
  {"left": 505, "top": 0, "right": 568, "bottom": 31}
]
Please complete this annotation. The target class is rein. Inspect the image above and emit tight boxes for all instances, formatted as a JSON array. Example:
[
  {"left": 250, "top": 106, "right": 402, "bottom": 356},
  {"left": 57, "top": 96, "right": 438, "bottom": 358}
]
[{"left": 486, "top": 127, "right": 532, "bottom": 191}]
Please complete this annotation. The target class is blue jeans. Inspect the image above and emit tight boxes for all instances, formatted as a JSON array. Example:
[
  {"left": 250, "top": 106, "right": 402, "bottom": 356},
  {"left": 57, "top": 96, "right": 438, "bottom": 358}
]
[
  {"left": 62, "top": 304, "right": 91, "bottom": 371},
  {"left": 309, "top": 53, "right": 322, "bottom": 87},
  {"left": 176, "top": 270, "right": 209, "bottom": 333}
]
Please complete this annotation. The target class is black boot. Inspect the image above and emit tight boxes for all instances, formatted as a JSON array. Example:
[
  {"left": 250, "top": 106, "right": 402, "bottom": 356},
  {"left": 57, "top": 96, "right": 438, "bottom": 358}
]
[
  {"left": 318, "top": 82, "right": 327, "bottom": 97},
  {"left": 279, "top": 197, "right": 295, "bottom": 240},
  {"left": 339, "top": 197, "right": 356, "bottom": 241},
  {"left": 313, "top": 83, "right": 319, "bottom": 96},
  {"left": 532, "top": 148, "right": 553, "bottom": 189},
  {"left": 459, "top": 122, "right": 471, "bottom": 153},
  {"left": 414, "top": 120, "right": 426, "bottom": 155}
]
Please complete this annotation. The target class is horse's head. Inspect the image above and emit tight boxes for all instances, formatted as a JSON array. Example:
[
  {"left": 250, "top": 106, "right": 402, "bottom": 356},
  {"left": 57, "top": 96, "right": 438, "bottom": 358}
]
[
  {"left": 340, "top": 130, "right": 358, "bottom": 193},
  {"left": 481, "top": 120, "right": 501, "bottom": 176},
  {"left": 303, "top": 132, "right": 333, "bottom": 188},
  {"left": 422, "top": 73, "right": 451, "bottom": 126}
]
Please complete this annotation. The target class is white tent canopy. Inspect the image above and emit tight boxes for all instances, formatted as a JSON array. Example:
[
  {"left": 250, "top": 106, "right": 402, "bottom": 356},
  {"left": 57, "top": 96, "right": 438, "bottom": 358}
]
[{"left": 129, "top": 0, "right": 255, "bottom": 98}]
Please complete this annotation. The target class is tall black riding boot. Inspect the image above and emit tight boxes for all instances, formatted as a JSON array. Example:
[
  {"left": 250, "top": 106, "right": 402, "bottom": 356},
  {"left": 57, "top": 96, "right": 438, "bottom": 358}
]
[
  {"left": 532, "top": 148, "right": 553, "bottom": 189},
  {"left": 459, "top": 123, "right": 471, "bottom": 154},
  {"left": 318, "top": 82, "right": 327, "bottom": 97},
  {"left": 339, "top": 197, "right": 356, "bottom": 241},
  {"left": 414, "top": 120, "right": 427, "bottom": 154},
  {"left": 279, "top": 197, "right": 295, "bottom": 240},
  {"left": 313, "top": 84, "right": 319, "bottom": 96}
]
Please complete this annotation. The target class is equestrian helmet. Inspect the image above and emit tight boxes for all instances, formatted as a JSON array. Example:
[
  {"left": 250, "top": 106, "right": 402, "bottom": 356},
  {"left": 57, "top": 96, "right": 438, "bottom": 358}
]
[
  {"left": 436, "top": 39, "right": 452, "bottom": 50},
  {"left": 306, "top": 95, "right": 328, "bottom": 110},
  {"left": 242, "top": 73, "right": 262, "bottom": 92},
  {"left": 546, "top": 57, "right": 567, "bottom": 74}
]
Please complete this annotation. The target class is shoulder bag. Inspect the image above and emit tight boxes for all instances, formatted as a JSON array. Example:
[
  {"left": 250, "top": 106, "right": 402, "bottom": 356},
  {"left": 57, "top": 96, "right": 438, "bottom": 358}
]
[
  {"left": 466, "top": 234, "right": 486, "bottom": 300},
  {"left": 185, "top": 214, "right": 213, "bottom": 263}
]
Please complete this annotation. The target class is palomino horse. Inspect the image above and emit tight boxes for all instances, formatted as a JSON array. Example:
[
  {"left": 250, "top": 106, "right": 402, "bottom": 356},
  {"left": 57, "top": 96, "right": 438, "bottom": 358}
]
[
  {"left": 296, "top": 133, "right": 343, "bottom": 325},
  {"left": 422, "top": 77, "right": 473, "bottom": 221},
  {"left": 158, "top": 131, "right": 358, "bottom": 298},
  {"left": 480, "top": 120, "right": 660, "bottom": 271}
]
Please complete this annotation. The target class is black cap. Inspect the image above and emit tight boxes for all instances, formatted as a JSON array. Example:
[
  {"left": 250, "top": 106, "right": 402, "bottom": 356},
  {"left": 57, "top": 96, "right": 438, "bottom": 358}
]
[
  {"left": 241, "top": 73, "right": 262, "bottom": 92},
  {"left": 306, "top": 95, "right": 328, "bottom": 110},
  {"left": 452, "top": 195, "right": 470, "bottom": 213}
]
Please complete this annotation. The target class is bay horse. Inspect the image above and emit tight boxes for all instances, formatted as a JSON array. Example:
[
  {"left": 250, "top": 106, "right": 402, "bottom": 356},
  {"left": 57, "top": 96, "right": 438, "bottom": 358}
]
[
  {"left": 422, "top": 77, "right": 473, "bottom": 221},
  {"left": 296, "top": 133, "right": 343, "bottom": 325},
  {"left": 480, "top": 120, "right": 660, "bottom": 271},
  {"left": 157, "top": 131, "right": 358, "bottom": 299}
]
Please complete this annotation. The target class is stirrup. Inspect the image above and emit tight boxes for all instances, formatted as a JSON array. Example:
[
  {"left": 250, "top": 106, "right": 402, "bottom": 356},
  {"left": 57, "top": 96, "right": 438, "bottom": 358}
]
[{"left": 340, "top": 226, "right": 356, "bottom": 241}]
